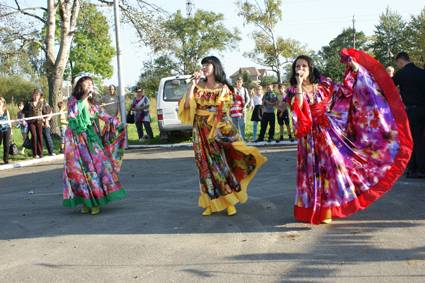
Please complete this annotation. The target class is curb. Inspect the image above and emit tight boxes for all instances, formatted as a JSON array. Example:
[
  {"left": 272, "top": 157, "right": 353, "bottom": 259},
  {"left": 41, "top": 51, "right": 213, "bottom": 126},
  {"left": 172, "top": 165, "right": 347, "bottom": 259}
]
[
  {"left": 0, "top": 154, "right": 64, "bottom": 171},
  {"left": 1, "top": 141, "right": 297, "bottom": 171}
]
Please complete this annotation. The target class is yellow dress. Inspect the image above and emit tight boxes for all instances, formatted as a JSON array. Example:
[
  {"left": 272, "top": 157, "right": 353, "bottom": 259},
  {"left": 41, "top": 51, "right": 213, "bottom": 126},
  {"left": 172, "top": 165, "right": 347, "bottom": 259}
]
[{"left": 178, "top": 84, "right": 267, "bottom": 212}]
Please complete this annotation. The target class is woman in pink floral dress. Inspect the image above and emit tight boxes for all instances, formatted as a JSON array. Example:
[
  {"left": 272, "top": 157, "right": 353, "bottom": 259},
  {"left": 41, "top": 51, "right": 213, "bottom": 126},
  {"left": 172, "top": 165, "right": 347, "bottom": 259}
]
[
  {"left": 288, "top": 49, "right": 412, "bottom": 224},
  {"left": 63, "top": 76, "right": 126, "bottom": 215}
]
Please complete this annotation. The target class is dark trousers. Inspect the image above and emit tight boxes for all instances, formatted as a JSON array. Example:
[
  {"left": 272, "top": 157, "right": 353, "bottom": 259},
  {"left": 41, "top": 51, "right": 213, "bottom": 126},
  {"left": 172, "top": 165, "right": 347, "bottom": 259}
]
[
  {"left": 258, "top": 112, "right": 275, "bottom": 141},
  {"left": 42, "top": 127, "right": 54, "bottom": 155},
  {"left": 135, "top": 121, "right": 153, "bottom": 139},
  {"left": 29, "top": 122, "right": 43, "bottom": 157},
  {"left": 407, "top": 107, "right": 425, "bottom": 174},
  {"left": 0, "top": 128, "right": 11, "bottom": 163}
]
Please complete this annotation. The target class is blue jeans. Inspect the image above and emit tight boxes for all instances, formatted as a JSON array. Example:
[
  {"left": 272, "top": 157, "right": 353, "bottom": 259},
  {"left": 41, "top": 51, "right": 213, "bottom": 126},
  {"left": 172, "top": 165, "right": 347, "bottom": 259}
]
[
  {"left": 231, "top": 117, "right": 245, "bottom": 140},
  {"left": 42, "top": 127, "right": 54, "bottom": 155},
  {"left": 253, "top": 121, "right": 259, "bottom": 141}
]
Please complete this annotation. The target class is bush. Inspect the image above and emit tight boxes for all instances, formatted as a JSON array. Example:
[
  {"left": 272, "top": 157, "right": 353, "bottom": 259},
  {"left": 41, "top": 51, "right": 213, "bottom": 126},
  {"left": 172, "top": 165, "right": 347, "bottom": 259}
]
[{"left": 0, "top": 76, "right": 39, "bottom": 104}]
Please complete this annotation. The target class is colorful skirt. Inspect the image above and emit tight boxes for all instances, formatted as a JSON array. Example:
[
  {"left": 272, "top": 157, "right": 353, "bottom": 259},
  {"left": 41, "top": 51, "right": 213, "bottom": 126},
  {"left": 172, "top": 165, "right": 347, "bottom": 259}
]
[
  {"left": 63, "top": 122, "right": 126, "bottom": 208},
  {"left": 193, "top": 111, "right": 267, "bottom": 212}
]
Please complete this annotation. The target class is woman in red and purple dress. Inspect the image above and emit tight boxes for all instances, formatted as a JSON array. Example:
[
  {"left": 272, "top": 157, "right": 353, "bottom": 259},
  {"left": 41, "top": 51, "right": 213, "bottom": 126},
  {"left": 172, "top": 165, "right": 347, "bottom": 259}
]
[
  {"left": 179, "top": 56, "right": 267, "bottom": 216},
  {"left": 288, "top": 49, "right": 412, "bottom": 224}
]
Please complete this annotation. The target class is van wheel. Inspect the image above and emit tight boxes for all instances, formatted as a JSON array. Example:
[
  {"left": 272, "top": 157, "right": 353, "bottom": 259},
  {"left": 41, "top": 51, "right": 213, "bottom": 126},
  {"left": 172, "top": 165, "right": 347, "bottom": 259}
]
[{"left": 159, "top": 131, "right": 169, "bottom": 141}]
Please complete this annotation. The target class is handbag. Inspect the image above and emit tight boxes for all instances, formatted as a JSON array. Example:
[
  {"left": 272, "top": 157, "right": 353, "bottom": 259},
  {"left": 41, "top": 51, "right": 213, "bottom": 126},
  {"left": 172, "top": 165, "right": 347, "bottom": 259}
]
[
  {"left": 23, "top": 136, "right": 32, "bottom": 149},
  {"left": 126, "top": 110, "right": 135, "bottom": 124},
  {"left": 9, "top": 142, "right": 19, "bottom": 155}
]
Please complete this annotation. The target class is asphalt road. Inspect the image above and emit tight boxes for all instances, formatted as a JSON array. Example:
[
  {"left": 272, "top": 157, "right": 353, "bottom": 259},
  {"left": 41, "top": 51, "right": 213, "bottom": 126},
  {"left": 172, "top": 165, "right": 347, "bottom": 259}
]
[{"left": 1, "top": 146, "right": 425, "bottom": 283}]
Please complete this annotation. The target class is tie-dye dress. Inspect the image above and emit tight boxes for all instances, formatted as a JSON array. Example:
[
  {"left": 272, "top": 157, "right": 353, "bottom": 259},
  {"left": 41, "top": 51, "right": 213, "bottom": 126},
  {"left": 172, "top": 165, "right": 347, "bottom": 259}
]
[
  {"left": 290, "top": 48, "right": 412, "bottom": 224},
  {"left": 178, "top": 85, "right": 267, "bottom": 212},
  {"left": 63, "top": 96, "right": 126, "bottom": 208}
]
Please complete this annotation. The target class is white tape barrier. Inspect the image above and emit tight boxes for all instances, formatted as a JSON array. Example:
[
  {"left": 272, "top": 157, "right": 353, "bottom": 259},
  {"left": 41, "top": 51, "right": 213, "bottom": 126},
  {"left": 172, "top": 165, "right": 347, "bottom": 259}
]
[{"left": 0, "top": 101, "right": 117, "bottom": 125}]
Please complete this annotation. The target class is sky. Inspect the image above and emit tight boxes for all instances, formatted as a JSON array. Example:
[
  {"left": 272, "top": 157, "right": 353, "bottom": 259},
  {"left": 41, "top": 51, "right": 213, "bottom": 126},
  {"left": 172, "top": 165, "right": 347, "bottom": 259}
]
[
  {"left": 106, "top": 0, "right": 424, "bottom": 87},
  {"left": 10, "top": 0, "right": 425, "bottom": 87}
]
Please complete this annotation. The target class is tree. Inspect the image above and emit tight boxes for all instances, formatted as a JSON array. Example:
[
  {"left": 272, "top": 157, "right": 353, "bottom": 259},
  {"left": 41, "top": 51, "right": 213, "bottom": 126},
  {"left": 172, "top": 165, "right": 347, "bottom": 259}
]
[
  {"left": 260, "top": 75, "right": 278, "bottom": 86},
  {"left": 237, "top": 0, "right": 307, "bottom": 83},
  {"left": 0, "top": 0, "right": 81, "bottom": 134},
  {"left": 371, "top": 7, "right": 406, "bottom": 67},
  {"left": 161, "top": 10, "right": 240, "bottom": 74},
  {"left": 67, "top": 3, "right": 115, "bottom": 84},
  {"left": 405, "top": 8, "right": 425, "bottom": 67},
  {"left": 319, "top": 27, "right": 369, "bottom": 81},
  {"left": 138, "top": 55, "right": 178, "bottom": 97}
]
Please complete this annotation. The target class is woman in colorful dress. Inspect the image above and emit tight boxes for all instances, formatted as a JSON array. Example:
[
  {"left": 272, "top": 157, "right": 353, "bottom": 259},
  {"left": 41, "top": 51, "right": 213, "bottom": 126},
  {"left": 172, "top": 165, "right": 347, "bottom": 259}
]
[
  {"left": 179, "top": 56, "right": 267, "bottom": 216},
  {"left": 288, "top": 48, "right": 412, "bottom": 224},
  {"left": 63, "top": 76, "right": 126, "bottom": 215}
]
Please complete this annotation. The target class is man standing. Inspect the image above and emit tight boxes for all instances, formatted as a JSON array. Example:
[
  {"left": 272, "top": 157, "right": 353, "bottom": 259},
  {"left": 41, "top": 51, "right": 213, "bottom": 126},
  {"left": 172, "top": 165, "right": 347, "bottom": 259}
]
[
  {"left": 230, "top": 78, "right": 246, "bottom": 140},
  {"left": 257, "top": 83, "right": 277, "bottom": 142},
  {"left": 393, "top": 52, "right": 425, "bottom": 178}
]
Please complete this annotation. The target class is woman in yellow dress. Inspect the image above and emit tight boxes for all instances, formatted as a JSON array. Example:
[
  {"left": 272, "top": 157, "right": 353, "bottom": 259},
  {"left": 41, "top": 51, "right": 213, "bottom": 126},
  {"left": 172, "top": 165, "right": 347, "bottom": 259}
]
[{"left": 179, "top": 56, "right": 267, "bottom": 216}]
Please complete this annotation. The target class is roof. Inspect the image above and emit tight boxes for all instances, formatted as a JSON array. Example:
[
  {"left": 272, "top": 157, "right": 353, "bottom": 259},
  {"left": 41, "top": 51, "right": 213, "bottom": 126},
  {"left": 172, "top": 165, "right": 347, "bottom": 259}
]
[{"left": 230, "top": 67, "right": 268, "bottom": 78}]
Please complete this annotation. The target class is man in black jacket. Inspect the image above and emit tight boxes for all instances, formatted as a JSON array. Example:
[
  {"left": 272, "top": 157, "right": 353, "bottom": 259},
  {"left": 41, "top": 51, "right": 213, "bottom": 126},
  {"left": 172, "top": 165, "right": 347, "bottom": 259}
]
[{"left": 393, "top": 52, "right": 425, "bottom": 178}]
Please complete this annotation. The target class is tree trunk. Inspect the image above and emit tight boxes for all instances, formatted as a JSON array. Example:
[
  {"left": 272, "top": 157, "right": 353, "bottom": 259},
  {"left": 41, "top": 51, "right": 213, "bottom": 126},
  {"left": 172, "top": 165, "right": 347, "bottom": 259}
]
[{"left": 45, "top": 0, "right": 80, "bottom": 135}]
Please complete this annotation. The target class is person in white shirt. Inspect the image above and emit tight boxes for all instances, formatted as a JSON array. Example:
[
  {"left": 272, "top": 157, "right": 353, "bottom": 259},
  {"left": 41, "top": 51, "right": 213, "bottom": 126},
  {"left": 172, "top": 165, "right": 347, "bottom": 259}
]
[{"left": 250, "top": 84, "right": 263, "bottom": 141}]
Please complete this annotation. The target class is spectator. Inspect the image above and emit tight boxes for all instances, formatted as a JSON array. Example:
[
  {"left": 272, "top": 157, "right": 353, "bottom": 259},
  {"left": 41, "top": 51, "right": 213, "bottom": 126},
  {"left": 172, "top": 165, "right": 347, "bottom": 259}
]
[
  {"left": 131, "top": 87, "right": 153, "bottom": 141},
  {"left": 236, "top": 77, "right": 251, "bottom": 135},
  {"left": 393, "top": 52, "right": 425, "bottom": 178},
  {"left": 230, "top": 78, "right": 246, "bottom": 140},
  {"left": 103, "top": 84, "right": 120, "bottom": 117},
  {"left": 16, "top": 101, "right": 28, "bottom": 154},
  {"left": 276, "top": 84, "right": 294, "bottom": 142},
  {"left": 250, "top": 84, "right": 263, "bottom": 141},
  {"left": 40, "top": 93, "right": 55, "bottom": 156},
  {"left": 24, "top": 89, "right": 44, "bottom": 158},
  {"left": 0, "top": 97, "right": 11, "bottom": 164},
  {"left": 386, "top": 66, "right": 395, "bottom": 78},
  {"left": 58, "top": 101, "right": 68, "bottom": 153},
  {"left": 256, "top": 83, "right": 277, "bottom": 142}
]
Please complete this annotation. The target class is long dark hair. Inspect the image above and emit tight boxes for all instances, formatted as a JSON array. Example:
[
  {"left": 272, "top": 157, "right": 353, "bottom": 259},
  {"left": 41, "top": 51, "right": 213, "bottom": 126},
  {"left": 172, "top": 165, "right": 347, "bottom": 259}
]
[
  {"left": 72, "top": 76, "right": 93, "bottom": 101},
  {"left": 201, "top": 56, "right": 234, "bottom": 92},
  {"left": 289, "top": 55, "right": 321, "bottom": 86}
]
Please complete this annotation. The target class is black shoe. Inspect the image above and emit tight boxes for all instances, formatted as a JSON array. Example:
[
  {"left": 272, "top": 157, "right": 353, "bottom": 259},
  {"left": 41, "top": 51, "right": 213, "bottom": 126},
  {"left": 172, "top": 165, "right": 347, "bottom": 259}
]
[
  {"left": 255, "top": 139, "right": 264, "bottom": 143},
  {"left": 289, "top": 136, "right": 294, "bottom": 142}
]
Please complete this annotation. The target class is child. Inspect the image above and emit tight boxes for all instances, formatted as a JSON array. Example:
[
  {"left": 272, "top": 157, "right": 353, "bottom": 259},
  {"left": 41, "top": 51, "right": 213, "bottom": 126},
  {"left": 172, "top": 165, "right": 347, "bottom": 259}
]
[
  {"left": 58, "top": 101, "right": 68, "bottom": 153},
  {"left": 17, "top": 101, "right": 28, "bottom": 154}
]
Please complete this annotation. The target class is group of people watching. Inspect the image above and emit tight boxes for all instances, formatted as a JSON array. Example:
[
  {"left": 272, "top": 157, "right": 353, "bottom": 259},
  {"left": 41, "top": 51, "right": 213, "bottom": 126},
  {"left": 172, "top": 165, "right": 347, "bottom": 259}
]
[
  {"left": 230, "top": 77, "right": 294, "bottom": 143},
  {"left": 0, "top": 89, "right": 58, "bottom": 164}
]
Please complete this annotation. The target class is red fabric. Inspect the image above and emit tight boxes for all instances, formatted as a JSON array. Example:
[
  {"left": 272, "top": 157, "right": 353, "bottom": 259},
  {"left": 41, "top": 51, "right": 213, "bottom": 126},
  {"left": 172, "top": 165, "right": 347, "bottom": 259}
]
[
  {"left": 292, "top": 97, "right": 313, "bottom": 138},
  {"left": 294, "top": 48, "right": 413, "bottom": 224}
]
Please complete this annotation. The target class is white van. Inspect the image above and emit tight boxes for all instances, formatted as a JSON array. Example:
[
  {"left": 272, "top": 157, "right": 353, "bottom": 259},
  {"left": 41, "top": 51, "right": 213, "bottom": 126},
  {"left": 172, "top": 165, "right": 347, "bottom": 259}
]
[{"left": 156, "top": 75, "right": 192, "bottom": 140}]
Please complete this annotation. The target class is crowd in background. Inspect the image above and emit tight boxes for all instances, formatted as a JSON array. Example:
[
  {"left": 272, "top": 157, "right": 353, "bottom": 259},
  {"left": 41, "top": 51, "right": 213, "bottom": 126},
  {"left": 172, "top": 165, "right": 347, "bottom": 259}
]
[{"left": 0, "top": 51, "right": 424, "bottom": 180}]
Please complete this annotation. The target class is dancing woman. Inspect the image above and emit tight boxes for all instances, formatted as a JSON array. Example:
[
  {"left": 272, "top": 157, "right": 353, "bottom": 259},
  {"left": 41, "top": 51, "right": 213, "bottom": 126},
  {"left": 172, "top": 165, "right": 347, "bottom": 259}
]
[
  {"left": 63, "top": 76, "right": 126, "bottom": 215},
  {"left": 288, "top": 49, "right": 412, "bottom": 224},
  {"left": 178, "top": 56, "right": 267, "bottom": 216}
]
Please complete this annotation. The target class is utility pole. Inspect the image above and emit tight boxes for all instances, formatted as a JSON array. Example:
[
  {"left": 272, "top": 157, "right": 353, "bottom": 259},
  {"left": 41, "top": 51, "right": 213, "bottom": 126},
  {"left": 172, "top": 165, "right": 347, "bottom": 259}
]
[
  {"left": 186, "top": 0, "right": 194, "bottom": 17},
  {"left": 352, "top": 15, "right": 356, "bottom": 49},
  {"left": 113, "top": 0, "right": 128, "bottom": 147}
]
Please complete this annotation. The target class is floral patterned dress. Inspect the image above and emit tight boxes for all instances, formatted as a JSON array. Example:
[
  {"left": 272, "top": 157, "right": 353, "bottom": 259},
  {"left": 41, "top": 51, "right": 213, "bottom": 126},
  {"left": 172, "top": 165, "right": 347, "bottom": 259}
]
[
  {"left": 63, "top": 96, "right": 126, "bottom": 208},
  {"left": 290, "top": 48, "right": 412, "bottom": 224},
  {"left": 178, "top": 85, "right": 267, "bottom": 212}
]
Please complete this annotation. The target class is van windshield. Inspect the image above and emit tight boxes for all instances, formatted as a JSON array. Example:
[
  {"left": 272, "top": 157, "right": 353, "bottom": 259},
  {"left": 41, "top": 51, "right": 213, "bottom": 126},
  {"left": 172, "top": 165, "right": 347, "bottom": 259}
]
[{"left": 163, "top": 79, "right": 189, "bottom": 101}]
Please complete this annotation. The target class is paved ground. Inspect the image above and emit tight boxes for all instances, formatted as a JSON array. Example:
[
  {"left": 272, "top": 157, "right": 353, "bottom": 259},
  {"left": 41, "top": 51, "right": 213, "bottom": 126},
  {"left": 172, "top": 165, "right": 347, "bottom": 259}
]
[{"left": 0, "top": 146, "right": 425, "bottom": 283}]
